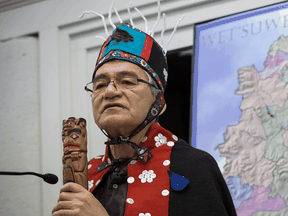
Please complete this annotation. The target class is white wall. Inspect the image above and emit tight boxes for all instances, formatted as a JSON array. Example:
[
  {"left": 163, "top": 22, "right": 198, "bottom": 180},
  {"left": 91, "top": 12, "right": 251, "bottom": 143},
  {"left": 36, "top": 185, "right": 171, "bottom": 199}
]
[
  {"left": 0, "top": 0, "right": 284, "bottom": 215},
  {"left": 0, "top": 36, "right": 41, "bottom": 215}
]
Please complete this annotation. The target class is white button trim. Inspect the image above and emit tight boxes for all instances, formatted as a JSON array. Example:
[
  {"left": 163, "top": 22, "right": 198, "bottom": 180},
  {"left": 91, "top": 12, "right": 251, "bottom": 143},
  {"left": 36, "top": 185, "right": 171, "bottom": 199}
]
[
  {"left": 95, "top": 179, "right": 101, "bottom": 186},
  {"left": 167, "top": 141, "right": 174, "bottom": 147},
  {"left": 162, "top": 189, "right": 169, "bottom": 196},
  {"left": 154, "top": 133, "right": 167, "bottom": 147},
  {"left": 107, "top": 158, "right": 112, "bottom": 164},
  {"left": 88, "top": 180, "right": 94, "bottom": 190},
  {"left": 155, "top": 142, "right": 161, "bottom": 147},
  {"left": 126, "top": 198, "right": 134, "bottom": 204},
  {"left": 102, "top": 156, "right": 105, "bottom": 162},
  {"left": 163, "top": 160, "right": 170, "bottom": 166},
  {"left": 88, "top": 164, "right": 92, "bottom": 169},
  {"left": 172, "top": 135, "right": 178, "bottom": 141},
  {"left": 127, "top": 177, "right": 135, "bottom": 184},
  {"left": 139, "top": 213, "right": 151, "bottom": 216},
  {"left": 130, "top": 160, "right": 137, "bottom": 164},
  {"left": 142, "top": 136, "right": 147, "bottom": 142},
  {"left": 139, "top": 170, "right": 156, "bottom": 183}
]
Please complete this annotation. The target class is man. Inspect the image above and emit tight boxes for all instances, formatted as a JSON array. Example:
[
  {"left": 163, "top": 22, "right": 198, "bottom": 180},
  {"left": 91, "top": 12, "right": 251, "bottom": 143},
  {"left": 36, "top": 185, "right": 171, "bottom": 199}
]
[{"left": 52, "top": 23, "right": 237, "bottom": 216}]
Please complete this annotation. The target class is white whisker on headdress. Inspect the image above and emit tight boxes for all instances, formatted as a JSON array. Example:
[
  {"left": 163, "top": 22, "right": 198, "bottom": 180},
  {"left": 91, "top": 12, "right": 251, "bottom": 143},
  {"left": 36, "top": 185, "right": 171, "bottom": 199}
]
[
  {"left": 151, "top": 0, "right": 161, "bottom": 37},
  {"left": 79, "top": 11, "right": 109, "bottom": 37},
  {"left": 134, "top": 7, "right": 148, "bottom": 34},
  {"left": 165, "top": 14, "right": 185, "bottom": 54},
  {"left": 127, "top": 0, "right": 135, "bottom": 27},
  {"left": 161, "top": 13, "right": 166, "bottom": 49},
  {"left": 113, "top": 8, "right": 123, "bottom": 24},
  {"left": 79, "top": 0, "right": 185, "bottom": 53},
  {"left": 95, "top": 36, "right": 106, "bottom": 41},
  {"left": 109, "top": 0, "right": 116, "bottom": 29}
]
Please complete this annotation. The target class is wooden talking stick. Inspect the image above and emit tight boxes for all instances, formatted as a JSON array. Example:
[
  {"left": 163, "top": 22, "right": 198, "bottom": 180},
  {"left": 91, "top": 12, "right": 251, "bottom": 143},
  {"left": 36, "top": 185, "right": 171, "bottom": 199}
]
[{"left": 62, "top": 117, "right": 88, "bottom": 190}]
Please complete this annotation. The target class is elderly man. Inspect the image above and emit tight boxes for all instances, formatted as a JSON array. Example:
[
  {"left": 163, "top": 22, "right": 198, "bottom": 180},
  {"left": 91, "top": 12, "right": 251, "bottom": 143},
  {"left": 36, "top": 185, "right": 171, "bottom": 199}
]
[{"left": 52, "top": 23, "right": 237, "bottom": 216}]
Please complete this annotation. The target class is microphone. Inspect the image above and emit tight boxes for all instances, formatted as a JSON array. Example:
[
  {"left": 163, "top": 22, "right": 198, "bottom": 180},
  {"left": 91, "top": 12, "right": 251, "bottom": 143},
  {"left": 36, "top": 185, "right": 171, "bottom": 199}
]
[{"left": 0, "top": 171, "right": 58, "bottom": 184}]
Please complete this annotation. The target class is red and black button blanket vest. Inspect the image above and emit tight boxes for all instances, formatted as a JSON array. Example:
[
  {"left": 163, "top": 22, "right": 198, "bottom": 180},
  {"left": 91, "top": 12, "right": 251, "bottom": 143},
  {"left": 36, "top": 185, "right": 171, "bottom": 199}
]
[{"left": 87, "top": 122, "right": 178, "bottom": 216}]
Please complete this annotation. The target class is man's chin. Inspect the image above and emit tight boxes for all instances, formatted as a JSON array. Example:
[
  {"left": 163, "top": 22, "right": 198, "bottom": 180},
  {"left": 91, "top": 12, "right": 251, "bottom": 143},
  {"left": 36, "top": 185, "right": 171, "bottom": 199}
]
[
  {"left": 101, "top": 120, "right": 132, "bottom": 129},
  {"left": 98, "top": 118, "right": 138, "bottom": 134}
]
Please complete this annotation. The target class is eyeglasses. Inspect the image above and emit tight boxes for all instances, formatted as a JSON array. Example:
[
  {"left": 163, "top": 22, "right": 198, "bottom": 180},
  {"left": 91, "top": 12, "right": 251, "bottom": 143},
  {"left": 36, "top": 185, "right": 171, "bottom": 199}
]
[{"left": 84, "top": 74, "right": 157, "bottom": 97}]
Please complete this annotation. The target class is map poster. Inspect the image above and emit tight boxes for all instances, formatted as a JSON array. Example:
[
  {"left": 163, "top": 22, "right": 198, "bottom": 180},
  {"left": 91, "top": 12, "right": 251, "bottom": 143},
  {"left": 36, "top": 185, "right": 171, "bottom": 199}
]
[{"left": 192, "top": 1, "right": 288, "bottom": 215}]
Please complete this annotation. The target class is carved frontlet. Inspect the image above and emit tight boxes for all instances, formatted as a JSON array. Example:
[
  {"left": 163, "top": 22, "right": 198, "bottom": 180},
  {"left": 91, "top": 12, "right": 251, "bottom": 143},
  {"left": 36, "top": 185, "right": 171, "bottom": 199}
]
[{"left": 107, "top": 27, "right": 134, "bottom": 46}]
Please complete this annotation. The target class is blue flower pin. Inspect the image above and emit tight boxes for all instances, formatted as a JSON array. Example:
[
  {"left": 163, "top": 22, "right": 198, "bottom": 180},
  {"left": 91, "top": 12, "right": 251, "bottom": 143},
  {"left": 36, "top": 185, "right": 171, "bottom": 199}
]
[{"left": 167, "top": 170, "right": 189, "bottom": 191}]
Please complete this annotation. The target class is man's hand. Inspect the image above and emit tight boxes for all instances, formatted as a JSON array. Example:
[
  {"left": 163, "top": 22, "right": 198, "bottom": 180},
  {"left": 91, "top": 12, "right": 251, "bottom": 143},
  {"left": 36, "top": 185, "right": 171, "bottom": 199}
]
[{"left": 52, "top": 183, "right": 109, "bottom": 216}]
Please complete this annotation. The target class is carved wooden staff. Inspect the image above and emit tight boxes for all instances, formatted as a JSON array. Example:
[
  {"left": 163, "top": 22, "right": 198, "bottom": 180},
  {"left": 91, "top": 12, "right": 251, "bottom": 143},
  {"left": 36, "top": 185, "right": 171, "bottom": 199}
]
[{"left": 62, "top": 117, "right": 88, "bottom": 190}]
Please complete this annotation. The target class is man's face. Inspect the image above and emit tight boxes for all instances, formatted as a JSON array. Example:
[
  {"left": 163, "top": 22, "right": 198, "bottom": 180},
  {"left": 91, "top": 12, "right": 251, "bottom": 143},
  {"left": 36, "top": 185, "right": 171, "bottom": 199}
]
[{"left": 92, "top": 61, "right": 155, "bottom": 135}]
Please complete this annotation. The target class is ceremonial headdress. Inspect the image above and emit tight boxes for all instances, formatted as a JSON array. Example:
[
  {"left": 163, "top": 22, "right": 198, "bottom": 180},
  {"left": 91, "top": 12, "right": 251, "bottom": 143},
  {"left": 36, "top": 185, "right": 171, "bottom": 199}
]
[{"left": 94, "top": 23, "right": 168, "bottom": 91}]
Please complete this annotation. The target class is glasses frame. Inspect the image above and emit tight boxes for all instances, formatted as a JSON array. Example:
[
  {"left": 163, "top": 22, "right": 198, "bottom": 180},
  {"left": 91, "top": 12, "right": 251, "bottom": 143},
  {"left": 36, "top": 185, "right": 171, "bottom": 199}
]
[{"left": 84, "top": 78, "right": 158, "bottom": 95}]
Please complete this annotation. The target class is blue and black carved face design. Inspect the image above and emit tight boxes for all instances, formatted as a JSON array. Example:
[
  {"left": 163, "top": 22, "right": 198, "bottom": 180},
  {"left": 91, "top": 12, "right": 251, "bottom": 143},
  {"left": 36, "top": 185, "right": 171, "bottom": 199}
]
[{"left": 107, "top": 27, "right": 134, "bottom": 46}]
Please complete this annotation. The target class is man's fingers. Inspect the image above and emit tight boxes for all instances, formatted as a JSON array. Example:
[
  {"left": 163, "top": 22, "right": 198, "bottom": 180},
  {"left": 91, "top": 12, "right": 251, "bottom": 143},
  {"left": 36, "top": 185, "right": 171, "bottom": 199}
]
[
  {"left": 52, "top": 201, "right": 72, "bottom": 215},
  {"left": 52, "top": 209, "right": 79, "bottom": 216},
  {"left": 58, "top": 192, "right": 68, "bottom": 202},
  {"left": 60, "top": 182, "right": 81, "bottom": 193}
]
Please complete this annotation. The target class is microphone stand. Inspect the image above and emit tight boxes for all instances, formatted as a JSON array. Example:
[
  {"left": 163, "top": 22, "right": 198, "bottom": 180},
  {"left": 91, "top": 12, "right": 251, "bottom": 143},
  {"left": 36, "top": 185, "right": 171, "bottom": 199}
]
[{"left": 0, "top": 171, "right": 58, "bottom": 184}]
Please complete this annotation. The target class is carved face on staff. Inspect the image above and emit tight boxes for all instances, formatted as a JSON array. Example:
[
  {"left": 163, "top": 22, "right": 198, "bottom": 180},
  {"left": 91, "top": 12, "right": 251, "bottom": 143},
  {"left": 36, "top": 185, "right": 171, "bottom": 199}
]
[{"left": 62, "top": 117, "right": 87, "bottom": 152}]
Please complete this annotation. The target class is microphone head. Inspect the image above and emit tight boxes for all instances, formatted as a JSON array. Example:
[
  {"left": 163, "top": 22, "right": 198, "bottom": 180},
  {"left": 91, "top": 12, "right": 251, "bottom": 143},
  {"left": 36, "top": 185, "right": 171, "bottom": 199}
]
[{"left": 43, "top": 173, "right": 58, "bottom": 184}]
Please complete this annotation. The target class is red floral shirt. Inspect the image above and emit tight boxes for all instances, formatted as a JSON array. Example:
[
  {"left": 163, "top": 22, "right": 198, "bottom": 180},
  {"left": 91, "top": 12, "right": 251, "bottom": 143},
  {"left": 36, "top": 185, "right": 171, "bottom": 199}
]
[{"left": 87, "top": 122, "right": 179, "bottom": 216}]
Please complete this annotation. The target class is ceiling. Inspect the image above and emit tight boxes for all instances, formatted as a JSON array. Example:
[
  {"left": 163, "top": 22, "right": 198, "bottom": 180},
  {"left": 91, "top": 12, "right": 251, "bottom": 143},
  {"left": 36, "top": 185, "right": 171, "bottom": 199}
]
[{"left": 0, "top": 0, "right": 46, "bottom": 13}]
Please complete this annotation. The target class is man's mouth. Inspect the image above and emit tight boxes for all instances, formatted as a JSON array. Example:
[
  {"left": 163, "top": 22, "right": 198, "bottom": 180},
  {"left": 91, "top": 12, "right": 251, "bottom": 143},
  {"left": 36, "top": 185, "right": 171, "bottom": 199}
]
[{"left": 104, "top": 103, "right": 125, "bottom": 111}]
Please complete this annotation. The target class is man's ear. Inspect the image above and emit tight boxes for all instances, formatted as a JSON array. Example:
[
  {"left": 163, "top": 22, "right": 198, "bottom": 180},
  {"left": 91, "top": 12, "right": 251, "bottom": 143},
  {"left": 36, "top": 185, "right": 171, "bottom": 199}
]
[{"left": 160, "top": 103, "right": 167, "bottom": 116}]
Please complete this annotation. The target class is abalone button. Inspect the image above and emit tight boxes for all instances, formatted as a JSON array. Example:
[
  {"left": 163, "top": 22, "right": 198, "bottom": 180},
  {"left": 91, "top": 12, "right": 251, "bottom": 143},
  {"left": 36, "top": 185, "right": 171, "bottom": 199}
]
[
  {"left": 163, "top": 160, "right": 170, "bottom": 166},
  {"left": 130, "top": 160, "right": 137, "bottom": 164},
  {"left": 162, "top": 189, "right": 169, "bottom": 196},
  {"left": 95, "top": 180, "right": 101, "bottom": 186},
  {"left": 167, "top": 141, "right": 174, "bottom": 147},
  {"left": 127, "top": 177, "right": 135, "bottom": 183},
  {"left": 126, "top": 198, "right": 134, "bottom": 204},
  {"left": 172, "top": 135, "right": 178, "bottom": 141}
]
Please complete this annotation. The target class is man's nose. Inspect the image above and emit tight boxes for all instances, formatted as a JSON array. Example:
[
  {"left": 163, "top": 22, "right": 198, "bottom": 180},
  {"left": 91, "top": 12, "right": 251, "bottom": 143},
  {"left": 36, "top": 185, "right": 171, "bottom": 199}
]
[
  {"left": 104, "top": 81, "right": 121, "bottom": 98},
  {"left": 107, "top": 80, "right": 116, "bottom": 89}
]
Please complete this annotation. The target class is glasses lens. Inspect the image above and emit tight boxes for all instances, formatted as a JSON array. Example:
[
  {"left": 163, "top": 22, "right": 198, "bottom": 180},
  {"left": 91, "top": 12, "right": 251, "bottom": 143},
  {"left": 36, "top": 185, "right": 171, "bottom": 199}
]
[
  {"left": 87, "top": 75, "right": 140, "bottom": 95},
  {"left": 118, "top": 76, "right": 138, "bottom": 87},
  {"left": 94, "top": 79, "right": 109, "bottom": 91}
]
